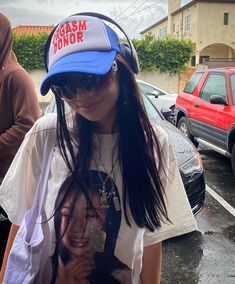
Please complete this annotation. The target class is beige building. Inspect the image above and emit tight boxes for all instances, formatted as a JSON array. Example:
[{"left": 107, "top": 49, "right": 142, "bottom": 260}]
[{"left": 140, "top": 0, "right": 235, "bottom": 67}]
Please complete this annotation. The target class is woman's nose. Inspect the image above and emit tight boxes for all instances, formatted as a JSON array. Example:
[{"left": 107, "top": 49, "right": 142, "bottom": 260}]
[
  {"left": 71, "top": 216, "right": 86, "bottom": 231},
  {"left": 74, "top": 88, "right": 96, "bottom": 100}
]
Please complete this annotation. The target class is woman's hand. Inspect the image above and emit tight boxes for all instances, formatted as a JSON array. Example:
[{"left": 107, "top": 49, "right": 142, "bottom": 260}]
[{"left": 57, "top": 254, "right": 94, "bottom": 284}]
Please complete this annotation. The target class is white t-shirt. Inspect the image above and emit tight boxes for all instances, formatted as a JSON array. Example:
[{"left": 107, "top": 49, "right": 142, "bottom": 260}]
[{"left": 0, "top": 113, "right": 197, "bottom": 284}]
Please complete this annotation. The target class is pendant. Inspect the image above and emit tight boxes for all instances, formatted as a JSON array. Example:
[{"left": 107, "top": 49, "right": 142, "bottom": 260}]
[
  {"left": 93, "top": 230, "right": 106, "bottom": 253},
  {"left": 99, "top": 187, "right": 110, "bottom": 209},
  {"left": 113, "top": 196, "right": 120, "bottom": 211}
]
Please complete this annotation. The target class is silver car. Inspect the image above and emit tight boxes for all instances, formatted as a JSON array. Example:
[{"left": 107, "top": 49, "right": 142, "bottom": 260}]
[{"left": 137, "top": 79, "right": 177, "bottom": 124}]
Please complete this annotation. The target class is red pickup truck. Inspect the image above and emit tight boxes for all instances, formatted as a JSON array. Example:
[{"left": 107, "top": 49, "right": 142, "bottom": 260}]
[{"left": 175, "top": 67, "right": 235, "bottom": 175}]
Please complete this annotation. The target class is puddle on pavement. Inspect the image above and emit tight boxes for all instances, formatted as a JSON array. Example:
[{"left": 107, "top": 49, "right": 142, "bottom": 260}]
[
  {"left": 162, "top": 231, "right": 203, "bottom": 284},
  {"left": 222, "top": 225, "right": 235, "bottom": 243}
]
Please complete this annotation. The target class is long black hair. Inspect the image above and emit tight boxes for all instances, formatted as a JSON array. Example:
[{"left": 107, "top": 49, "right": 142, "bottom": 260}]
[{"left": 52, "top": 54, "right": 169, "bottom": 232}]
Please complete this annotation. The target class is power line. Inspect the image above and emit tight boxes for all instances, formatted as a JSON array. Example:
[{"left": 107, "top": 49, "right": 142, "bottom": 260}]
[
  {"left": 134, "top": 0, "right": 165, "bottom": 15},
  {"left": 115, "top": 0, "right": 140, "bottom": 21},
  {"left": 119, "top": 0, "right": 165, "bottom": 22},
  {"left": 118, "top": 0, "right": 165, "bottom": 23},
  {"left": 119, "top": 0, "right": 152, "bottom": 20}
]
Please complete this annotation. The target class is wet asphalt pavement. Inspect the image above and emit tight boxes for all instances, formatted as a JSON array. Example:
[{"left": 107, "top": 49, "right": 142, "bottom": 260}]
[{"left": 161, "top": 145, "right": 235, "bottom": 284}]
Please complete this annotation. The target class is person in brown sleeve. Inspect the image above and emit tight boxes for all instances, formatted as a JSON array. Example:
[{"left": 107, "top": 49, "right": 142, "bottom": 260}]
[{"left": 0, "top": 12, "right": 41, "bottom": 269}]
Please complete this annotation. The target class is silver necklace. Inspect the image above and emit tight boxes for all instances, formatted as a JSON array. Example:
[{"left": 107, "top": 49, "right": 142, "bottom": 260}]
[
  {"left": 89, "top": 134, "right": 121, "bottom": 253},
  {"left": 93, "top": 133, "right": 121, "bottom": 211},
  {"left": 90, "top": 157, "right": 120, "bottom": 254},
  {"left": 93, "top": 155, "right": 120, "bottom": 212}
]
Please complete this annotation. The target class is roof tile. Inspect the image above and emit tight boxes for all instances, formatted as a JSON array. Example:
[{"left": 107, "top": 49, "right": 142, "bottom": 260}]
[{"left": 12, "top": 25, "right": 54, "bottom": 36}]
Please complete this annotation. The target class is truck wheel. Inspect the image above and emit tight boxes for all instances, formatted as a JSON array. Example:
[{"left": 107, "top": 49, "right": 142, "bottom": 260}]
[
  {"left": 231, "top": 144, "right": 235, "bottom": 176},
  {"left": 178, "top": 117, "right": 199, "bottom": 147}
]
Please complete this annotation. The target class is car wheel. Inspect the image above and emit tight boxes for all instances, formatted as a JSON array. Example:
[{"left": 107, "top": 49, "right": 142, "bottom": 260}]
[
  {"left": 178, "top": 117, "right": 199, "bottom": 147},
  {"left": 231, "top": 144, "right": 235, "bottom": 176}
]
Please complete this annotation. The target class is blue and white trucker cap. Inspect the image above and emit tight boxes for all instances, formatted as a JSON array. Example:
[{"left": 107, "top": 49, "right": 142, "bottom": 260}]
[{"left": 40, "top": 15, "right": 121, "bottom": 96}]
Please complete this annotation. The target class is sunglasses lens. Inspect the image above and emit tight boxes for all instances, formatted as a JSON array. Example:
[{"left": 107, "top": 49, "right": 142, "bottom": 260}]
[
  {"left": 62, "top": 86, "right": 76, "bottom": 100},
  {"left": 54, "top": 70, "right": 115, "bottom": 101}
]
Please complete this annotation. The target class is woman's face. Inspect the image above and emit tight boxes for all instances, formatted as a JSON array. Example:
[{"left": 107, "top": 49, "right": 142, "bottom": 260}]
[
  {"left": 61, "top": 192, "right": 106, "bottom": 256},
  {"left": 66, "top": 72, "right": 120, "bottom": 133}
]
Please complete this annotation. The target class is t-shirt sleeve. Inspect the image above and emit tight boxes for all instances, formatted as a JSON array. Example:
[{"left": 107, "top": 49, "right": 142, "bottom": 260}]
[
  {"left": 0, "top": 114, "right": 56, "bottom": 225},
  {"left": 143, "top": 126, "right": 198, "bottom": 247}
]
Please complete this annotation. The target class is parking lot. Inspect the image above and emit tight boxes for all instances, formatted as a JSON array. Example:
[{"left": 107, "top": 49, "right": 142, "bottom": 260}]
[{"left": 161, "top": 145, "right": 235, "bottom": 284}]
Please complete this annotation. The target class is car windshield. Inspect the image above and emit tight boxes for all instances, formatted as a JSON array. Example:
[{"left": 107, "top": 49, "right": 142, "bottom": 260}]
[
  {"left": 184, "top": 72, "right": 203, "bottom": 94},
  {"left": 138, "top": 82, "right": 162, "bottom": 96}
]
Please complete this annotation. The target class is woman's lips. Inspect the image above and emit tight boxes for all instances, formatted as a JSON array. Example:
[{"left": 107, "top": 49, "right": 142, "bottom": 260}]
[
  {"left": 69, "top": 236, "right": 89, "bottom": 248},
  {"left": 77, "top": 100, "right": 101, "bottom": 109}
]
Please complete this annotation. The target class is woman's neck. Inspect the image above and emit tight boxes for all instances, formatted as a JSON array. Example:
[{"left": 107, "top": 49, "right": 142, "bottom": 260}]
[{"left": 95, "top": 108, "right": 118, "bottom": 134}]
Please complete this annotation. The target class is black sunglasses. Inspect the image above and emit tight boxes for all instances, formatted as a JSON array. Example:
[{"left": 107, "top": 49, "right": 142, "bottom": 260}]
[{"left": 52, "top": 61, "right": 118, "bottom": 101}]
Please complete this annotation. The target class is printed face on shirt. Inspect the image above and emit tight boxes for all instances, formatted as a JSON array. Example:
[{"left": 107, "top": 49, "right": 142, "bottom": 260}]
[
  {"left": 60, "top": 191, "right": 106, "bottom": 256},
  {"left": 53, "top": 171, "right": 133, "bottom": 283}
]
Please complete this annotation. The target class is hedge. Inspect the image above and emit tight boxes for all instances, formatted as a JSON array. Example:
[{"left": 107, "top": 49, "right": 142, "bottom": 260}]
[
  {"left": 13, "top": 32, "right": 194, "bottom": 74},
  {"left": 133, "top": 34, "right": 194, "bottom": 74},
  {"left": 13, "top": 33, "right": 48, "bottom": 71}
]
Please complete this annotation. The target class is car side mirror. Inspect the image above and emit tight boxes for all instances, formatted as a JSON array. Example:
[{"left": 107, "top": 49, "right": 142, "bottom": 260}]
[
  {"left": 152, "top": 90, "right": 159, "bottom": 98},
  {"left": 146, "top": 90, "right": 159, "bottom": 98},
  {"left": 210, "top": 94, "right": 227, "bottom": 105}
]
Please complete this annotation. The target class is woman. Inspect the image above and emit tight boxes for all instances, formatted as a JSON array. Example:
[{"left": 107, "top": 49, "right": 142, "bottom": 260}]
[{"left": 0, "top": 14, "right": 197, "bottom": 284}]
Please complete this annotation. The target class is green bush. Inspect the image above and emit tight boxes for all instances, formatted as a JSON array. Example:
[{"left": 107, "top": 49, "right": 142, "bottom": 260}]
[
  {"left": 13, "top": 33, "right": 48, "bottom": 71},
  {"left": 133, "top": 34, "right": 194, "bottom": 74},
  {"left": 13, "top": 32, "right": 194, "bottom": 74}
]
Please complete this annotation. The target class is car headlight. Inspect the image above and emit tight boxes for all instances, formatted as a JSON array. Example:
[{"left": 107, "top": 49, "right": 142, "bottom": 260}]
[{"left": 179, "top": 152, "right": 203, "bottom": 176}]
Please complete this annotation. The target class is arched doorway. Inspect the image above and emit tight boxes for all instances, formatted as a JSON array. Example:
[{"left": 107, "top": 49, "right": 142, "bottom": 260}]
[{"left": 194, "top": 43, "right": 235, "bottom": 68}]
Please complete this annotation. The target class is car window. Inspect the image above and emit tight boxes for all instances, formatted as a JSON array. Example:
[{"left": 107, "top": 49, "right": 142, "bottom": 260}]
[
  {"left": 200, "top": 73, "right": 227, "bottom": 102},
  {"left": 230, "top": 74, "right": 235, "bottom": 104},
  {"left": 138, "top": 82, "right": 161, "bottom": 96},
  {"left": 142, "top": 95, "right": 161, "bottom": 122},
  {"left": 184, "top": 72, "right": 203, "bottom": 94}
]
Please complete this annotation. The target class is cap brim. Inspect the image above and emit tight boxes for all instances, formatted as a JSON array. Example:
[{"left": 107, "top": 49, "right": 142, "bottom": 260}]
[{"left": 40, "top": 50, "right": 116, "bottom": 96}]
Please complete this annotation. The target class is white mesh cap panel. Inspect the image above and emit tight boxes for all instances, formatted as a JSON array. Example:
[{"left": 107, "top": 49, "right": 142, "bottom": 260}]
[{"left": 48, "top": 15, "right": 112, "bottom": 69}]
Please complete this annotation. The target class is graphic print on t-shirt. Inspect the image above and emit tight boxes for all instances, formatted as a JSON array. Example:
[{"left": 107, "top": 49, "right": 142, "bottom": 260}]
[{"left": 51, "top": 170, "right": 133, "bottom": 284}]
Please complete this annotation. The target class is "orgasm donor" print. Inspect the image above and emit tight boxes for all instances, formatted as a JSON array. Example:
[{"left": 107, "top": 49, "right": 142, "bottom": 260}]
[{"left": 52, "top": 20, "right": 87, "bottom": 54}]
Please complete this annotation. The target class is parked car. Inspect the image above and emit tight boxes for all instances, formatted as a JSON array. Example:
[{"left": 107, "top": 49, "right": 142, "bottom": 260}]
[
  {"left": 137, "top": 79, "right": 177, "bottom": 124},
  {"left": 45, "top": 93, "right": 205, "bottom": 215},
  {"left": 175, "top": 67, "right": 235, "bottom": 175}
]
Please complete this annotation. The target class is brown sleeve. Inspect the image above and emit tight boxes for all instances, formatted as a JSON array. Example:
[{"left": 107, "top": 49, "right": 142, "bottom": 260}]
[
  {"left": 0, "top": 67, "right": 41, "bottom": 159},
  {"left": 0, "top": 224, "right": 19, "bottom": 282}
]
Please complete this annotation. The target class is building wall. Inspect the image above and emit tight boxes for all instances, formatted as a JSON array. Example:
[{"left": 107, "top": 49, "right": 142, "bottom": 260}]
[
  {"left": 172, "top": 4, "right": 198, "bottom": 41},
  {"left": 197, "top": 2, "right": 235, "bottom": 50},
  {"left": 168, "top": 0, "right": 181, "bottom": 34},
  {"left": 171, "top": 12, "right": 183, "bottom": 38},
  {"left": 30, "top": 70, "right": 53, "bottom": 109},
  {"left": 147, "top": 20, "right": 168, "bottom": 38},
  {"left": 142, "top": 1, "right": 235, "bottom": 53},
  {"left": 136, "top": 71, "right": 179, "bottom": 93}
]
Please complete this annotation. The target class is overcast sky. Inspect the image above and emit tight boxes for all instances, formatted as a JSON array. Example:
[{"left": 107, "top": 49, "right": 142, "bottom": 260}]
[{"left": 0, "top": 0, "right": 191, "bottom": 38}]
